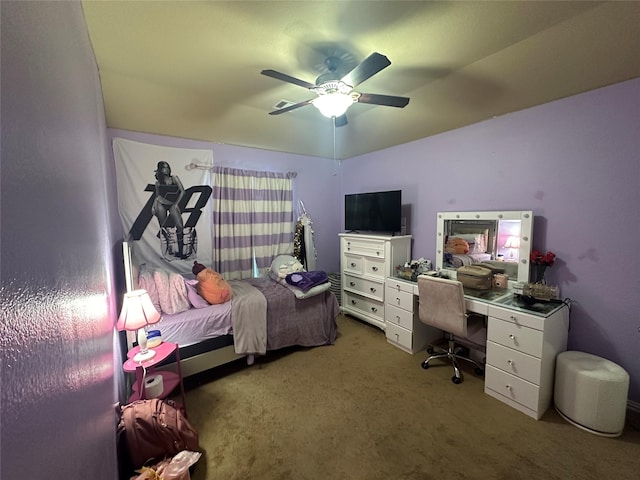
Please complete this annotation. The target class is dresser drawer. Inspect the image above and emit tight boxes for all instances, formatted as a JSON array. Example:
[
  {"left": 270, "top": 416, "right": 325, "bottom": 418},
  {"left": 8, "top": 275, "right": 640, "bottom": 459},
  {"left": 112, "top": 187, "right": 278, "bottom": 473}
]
[
  {"left": 488, "top": 317, "right": 543, "bottom": 358},
  {"left": 385, "top": 303, "right": 414, "bottom": 330},
  {"left": 385, "top": 285, "right": 414, "bottom": 312},
  {"left": 343, "top": 291, "right": 384, "bottom": 322},
  {"left": 385, "top": 321, "right": 413, "bottom": 351},
  {"left": 386, "top": 278, "right": 416, "bottom": 295},
  {"left": 488, "top": 305, "right": 544, "bottom": 331},
  {"left": 343, "top": 237, "right": 386, "bottom": 257},
  {"left": 465, "top": 297, "right": 489, "bottom": 316},
  {"left": 363, "top": 256, "right": 386, "bottom": 279},
  {"left": 343, "top": 253, "right": 364, "bottom": 275},
  {"left": 485, "top": 365, "right": 540, "bottom": 412},
  {"left": 486, "top": 341, "right": 542, "bottom": 385},
  {"left": 344, "top": 273, "right": 384, "bottom": 302}
]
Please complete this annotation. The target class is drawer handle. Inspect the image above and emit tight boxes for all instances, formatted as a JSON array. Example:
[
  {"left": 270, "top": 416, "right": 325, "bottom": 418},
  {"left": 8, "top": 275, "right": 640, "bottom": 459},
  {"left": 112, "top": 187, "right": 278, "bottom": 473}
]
[
  {"left": 395, "top": 315, "right": 400, "bottom": 321},
  {"left": 350, "top": 282, "right": 356, "bottom": 287},
  {"left": 509, "top": 334, "right": 516, "bottom": 340},
  {"left": 505, "top": 385, "right": 512, "bottom": 391},
  {"left": 370, "top": 287, "right": 376, "bottom": 293},
  {"left": 350, "top": 262, "right": 356, "bottom": 267},
  {"left": 371, "top": 266, "right": 379, "bottom": 272},
  {"left": 507, "top": 360, "right": 514, "bottom": 366},
  {"left": 396, "top": 297, "right": 401, "bottom": 305},
  {"left": 395, "top": 333, "right": 399, "bottom": 340},
  {"left": 351, "top": 300, "right": 357, "bottom": 305},
  {"left": 395, "top": 284, "right": 401, "bottom": 291},
  {"left": 371, "top": 307, "right": 378, "bottom": 313}
]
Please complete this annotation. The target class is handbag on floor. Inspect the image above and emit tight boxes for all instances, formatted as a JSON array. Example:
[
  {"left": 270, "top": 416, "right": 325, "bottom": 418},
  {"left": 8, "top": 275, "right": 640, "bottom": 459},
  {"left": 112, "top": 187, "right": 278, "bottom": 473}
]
[{"left": 118, "top": 398, "right": 200, "bottom": 469}]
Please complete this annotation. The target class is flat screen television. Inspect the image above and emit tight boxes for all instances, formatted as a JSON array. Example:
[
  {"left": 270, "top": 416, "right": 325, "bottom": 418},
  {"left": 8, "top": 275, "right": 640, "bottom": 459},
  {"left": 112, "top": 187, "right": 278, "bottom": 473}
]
[{"left": 345, "top": 190, "right": 402, "bottom": 233}]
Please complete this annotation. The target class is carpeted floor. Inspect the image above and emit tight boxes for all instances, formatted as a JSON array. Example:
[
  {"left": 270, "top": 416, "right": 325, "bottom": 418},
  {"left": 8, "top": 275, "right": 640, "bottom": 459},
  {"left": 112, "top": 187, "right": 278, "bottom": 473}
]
[{"left": 184, "top": 313, "right": 639, "bottom": 480}]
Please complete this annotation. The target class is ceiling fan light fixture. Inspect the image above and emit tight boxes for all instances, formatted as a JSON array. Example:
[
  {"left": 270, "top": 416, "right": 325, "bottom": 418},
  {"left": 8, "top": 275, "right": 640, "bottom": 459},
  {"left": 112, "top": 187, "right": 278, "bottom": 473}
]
[{"left": 312, "top": 93, "right": 354, "bottom": 118}]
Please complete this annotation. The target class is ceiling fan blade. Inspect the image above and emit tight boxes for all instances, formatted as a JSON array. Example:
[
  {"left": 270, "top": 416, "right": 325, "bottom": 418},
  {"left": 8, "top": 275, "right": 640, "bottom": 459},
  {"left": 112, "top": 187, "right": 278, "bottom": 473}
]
[
  {"left": 357, "top": 93, "right": 410, "bottom": 108},
  {"left": 261, "top": 69, "right": 315, "bottom": 89},
  {"left": 268, "top": 99, "right": 314, "bottom": 115},
  {"left": 334, "top": 114, "right": 348, "bottom": 127},
  {"left": 340, "top": 52, "right": 391, "bottom": 87}
]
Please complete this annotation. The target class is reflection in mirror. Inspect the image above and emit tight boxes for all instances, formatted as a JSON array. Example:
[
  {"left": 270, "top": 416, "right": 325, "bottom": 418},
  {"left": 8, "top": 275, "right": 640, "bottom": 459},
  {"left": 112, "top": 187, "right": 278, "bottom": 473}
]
[{"left": 435, "top": 211, "right": 533, "bottom": 284}]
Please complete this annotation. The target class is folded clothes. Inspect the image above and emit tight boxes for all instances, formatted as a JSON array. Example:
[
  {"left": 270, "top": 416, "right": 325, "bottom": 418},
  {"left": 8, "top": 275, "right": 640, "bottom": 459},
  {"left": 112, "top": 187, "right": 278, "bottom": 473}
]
[{"left": 285, "top": 270, "right": 329, "bottom": 292}]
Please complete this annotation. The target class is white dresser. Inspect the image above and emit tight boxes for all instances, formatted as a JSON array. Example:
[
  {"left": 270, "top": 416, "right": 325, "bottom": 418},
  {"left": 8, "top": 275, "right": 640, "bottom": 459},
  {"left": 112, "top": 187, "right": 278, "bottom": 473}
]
[
  {"left": 483, "top": 302, "right": 569, "bottom": 419},
  {"left": 384, "top": 278, "right": 443, "bottom": 354},
  {"left": 339, "top": 233, "right": 411, "bottom": 331}
]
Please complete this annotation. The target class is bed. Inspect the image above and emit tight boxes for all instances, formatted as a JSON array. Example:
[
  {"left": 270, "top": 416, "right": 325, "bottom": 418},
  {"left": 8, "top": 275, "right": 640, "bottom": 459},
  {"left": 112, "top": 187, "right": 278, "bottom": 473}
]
[
  {"left": 123, "top": 242, "right": 339, "bottom": 377},
  {"left": 445, "top": 253, "right": 493, "bottom": 268},
  {"left": 443, "top": 226, "right": 494, "bottom": 269}
]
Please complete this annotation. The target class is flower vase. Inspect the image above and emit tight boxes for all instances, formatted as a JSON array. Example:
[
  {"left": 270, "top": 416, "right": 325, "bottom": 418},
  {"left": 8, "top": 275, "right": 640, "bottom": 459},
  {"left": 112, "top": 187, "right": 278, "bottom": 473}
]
[{"left": 534, "top": 265, "right": 547, "bottom": 284}]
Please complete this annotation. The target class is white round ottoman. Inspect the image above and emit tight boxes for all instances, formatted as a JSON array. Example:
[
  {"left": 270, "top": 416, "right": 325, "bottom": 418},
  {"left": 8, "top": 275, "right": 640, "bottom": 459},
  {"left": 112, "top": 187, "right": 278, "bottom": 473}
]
[{"left": 554, "top": 351, "right": 629, "bottom": 437}]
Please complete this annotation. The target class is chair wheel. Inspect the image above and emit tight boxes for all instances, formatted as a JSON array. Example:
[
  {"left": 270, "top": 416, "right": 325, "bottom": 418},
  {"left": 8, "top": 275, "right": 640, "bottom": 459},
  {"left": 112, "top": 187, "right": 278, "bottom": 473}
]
[
  {"left": 475, "top": 367, "right": 484, "bottom": 376},
  {"left": 451, "top": 376, "right": 462, "bottom": 384},
  {"left": 426, "top": 346, "right": 434, "bottom": 355},
  {"left": 421, "top": 361, "right": 430, "bottom": 369}
]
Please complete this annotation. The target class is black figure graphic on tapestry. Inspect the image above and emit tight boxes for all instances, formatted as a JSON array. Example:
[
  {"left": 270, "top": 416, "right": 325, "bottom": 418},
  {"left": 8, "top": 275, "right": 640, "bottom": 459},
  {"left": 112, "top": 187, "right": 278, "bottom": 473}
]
[
  {"left": 127, "top": 160, "right": 213, "bottom": 261},
  {"left": 151, "top": 161, "right": 192, "bottom": 260}
]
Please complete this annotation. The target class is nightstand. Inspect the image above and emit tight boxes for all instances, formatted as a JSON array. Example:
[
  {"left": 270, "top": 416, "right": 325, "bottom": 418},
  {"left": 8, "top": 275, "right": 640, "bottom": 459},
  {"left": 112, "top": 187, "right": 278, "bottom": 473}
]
[{"left": 123, "top": 341, "right": 187, "bottom": 416}]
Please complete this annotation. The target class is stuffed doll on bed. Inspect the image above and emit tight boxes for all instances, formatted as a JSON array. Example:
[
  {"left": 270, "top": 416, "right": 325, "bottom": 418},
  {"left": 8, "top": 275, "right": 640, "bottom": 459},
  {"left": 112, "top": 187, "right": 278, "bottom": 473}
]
[{"left": 192, "top": 261, "right": 233, "bottom": 304}]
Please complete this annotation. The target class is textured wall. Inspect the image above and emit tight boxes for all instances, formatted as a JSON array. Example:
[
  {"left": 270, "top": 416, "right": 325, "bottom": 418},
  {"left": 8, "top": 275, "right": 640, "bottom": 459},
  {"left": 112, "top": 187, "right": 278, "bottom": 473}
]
[
  {"left": 1, "top": 2, "right": 121, "bottom": 479},
  {"left": 340, "top": 78, "right": 640, "bottom": 403}
]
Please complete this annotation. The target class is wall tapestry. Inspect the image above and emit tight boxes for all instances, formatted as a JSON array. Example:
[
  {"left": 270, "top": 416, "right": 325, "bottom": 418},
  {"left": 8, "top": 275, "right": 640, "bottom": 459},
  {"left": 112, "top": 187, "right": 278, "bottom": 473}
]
[{"left": 113, "top": 137, "right": 214, "bottom": 273}]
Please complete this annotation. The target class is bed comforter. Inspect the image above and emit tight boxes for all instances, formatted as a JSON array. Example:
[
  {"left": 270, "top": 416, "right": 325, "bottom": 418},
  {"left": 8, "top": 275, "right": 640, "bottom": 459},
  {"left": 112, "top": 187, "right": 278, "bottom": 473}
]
[{"left": 246, "top": 276, "right": 339, "bottom": 351}]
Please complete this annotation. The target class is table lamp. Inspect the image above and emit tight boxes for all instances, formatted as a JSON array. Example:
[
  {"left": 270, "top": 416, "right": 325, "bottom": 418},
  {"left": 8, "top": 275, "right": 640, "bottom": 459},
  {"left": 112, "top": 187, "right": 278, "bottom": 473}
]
[
  {"left": 503, "top": 235, "right": 521, "bottom": 260},
  {"left": 116, "top": 289, "right": 161, "bottom": 362}
]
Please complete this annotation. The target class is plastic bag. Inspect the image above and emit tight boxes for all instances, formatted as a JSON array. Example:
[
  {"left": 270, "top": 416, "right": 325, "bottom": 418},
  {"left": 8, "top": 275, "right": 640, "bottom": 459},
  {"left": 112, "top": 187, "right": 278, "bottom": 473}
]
[{"left": 130, "top": 451, "right": 202, "bottom": 480}]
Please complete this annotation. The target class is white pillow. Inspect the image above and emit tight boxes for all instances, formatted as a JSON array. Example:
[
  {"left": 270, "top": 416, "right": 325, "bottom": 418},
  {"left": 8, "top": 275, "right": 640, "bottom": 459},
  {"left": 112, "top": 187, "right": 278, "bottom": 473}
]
[
  {"left": 138, "top": 264, "right": 161, "bottom": 313},
  {"left": 270, "top": 254, "right": 304, "bottom": 278},
  {"left": 168, "top": 272, "right": 190, "bottom": 314}
]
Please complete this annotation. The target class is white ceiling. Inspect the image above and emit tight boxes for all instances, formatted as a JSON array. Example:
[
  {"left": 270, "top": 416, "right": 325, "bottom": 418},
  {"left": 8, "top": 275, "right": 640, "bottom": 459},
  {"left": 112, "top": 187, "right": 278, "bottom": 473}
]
[{"left": 81, "top": 1, "right": 640, "bottom": 160}]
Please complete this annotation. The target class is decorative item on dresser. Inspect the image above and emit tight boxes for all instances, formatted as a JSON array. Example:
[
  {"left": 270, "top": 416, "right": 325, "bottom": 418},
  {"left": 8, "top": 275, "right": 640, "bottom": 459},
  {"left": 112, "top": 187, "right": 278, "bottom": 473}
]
[{"left": 339, "top": 233, "right": 411, "bottom": 331}]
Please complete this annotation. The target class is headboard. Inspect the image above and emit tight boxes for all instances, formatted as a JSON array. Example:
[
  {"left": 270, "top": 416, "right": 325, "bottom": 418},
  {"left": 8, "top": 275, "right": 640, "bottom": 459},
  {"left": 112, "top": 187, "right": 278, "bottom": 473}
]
[{"left": 122, "top": 240, "right": 140, "bottom": 293}]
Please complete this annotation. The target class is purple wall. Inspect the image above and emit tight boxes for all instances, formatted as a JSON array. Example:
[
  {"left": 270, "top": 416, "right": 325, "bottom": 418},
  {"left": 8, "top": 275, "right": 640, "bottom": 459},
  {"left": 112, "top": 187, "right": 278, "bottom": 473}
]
[
  {"left": 1, "top": 3, "right": 121, "bottom": 479},
  {"left": 107, "top": 130, "right": 343, "bottom": 272},
  {"left": 341, "top": 78, "right": 640, "bottom": 402},
  {"left": 110, "top": 79, "right": 640, "bottom": 404}
]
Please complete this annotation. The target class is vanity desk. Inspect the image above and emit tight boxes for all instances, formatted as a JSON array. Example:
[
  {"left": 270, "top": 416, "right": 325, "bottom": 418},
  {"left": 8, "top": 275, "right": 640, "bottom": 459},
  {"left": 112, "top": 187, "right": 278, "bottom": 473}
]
[{"left": 386, "top": 276, "right": 570, "bottom": 420}]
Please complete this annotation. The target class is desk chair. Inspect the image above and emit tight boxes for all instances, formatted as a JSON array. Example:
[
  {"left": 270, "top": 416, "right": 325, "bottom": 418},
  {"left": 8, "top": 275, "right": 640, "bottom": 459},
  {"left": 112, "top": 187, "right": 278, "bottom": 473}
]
[{"left": 417, "top": 275, "right": 485, "bottom": 384}]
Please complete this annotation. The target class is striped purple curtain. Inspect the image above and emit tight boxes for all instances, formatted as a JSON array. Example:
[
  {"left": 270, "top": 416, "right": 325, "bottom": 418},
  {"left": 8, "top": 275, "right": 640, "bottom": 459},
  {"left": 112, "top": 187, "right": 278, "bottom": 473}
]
[{"left": 212, "top": 166, "right": 294, "bottom": 279}]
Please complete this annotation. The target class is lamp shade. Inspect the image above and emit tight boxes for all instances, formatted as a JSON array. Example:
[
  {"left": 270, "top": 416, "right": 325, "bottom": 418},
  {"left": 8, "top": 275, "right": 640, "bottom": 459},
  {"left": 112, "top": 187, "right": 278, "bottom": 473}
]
[
  {"left": 503, "top": 236, "right": 521, "bottom": 249},
  {"left": 116, "top": 289, "right": 161, "bottom": 331},
  {"left": 312, "top": 93, "right": 354, "bottom": 118}
]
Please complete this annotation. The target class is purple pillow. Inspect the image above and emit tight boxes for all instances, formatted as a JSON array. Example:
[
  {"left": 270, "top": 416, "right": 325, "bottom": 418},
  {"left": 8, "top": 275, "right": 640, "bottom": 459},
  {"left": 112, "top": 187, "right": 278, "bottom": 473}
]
[{"left": 184, "top": 278, "right": 210, "bottom": 309}]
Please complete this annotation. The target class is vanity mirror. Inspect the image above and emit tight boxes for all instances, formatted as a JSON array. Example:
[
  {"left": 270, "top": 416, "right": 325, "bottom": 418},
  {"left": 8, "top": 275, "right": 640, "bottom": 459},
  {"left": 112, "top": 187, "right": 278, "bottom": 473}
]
[{"left": 435, "top": 211, "right": 533, "bottom": 284}]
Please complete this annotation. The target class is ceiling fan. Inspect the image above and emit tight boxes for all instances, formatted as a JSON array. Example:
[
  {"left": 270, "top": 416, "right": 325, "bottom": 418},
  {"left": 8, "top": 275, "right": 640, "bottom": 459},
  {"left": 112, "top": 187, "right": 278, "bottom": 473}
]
[{"left": 261, "top": 52, "right": 409, "bottom": 127}]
